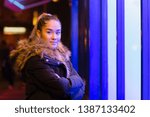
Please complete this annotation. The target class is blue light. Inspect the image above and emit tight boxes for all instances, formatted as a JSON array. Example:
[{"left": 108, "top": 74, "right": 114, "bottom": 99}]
[
  {"left": 141, "top": 0, "right": 150, "bottom": 100},
  {"left": 101, "top": 0, "right": 108, "bottom": 100},
  {"left": 8, "top": 0, "right": 15, "bottom": 3},
  {"left": 13, "top": 1, "right": 25, "bottom": 10},
  {"left": 89, "top": 0, "right": 101, "bottom": 99},
  {"left": 8, "top": 0, "right": 25, "bottom": 10},
  {"left": 117, "top": 0, "right": 125, "bottom": 100},
  {"left": 71, "top": 0, "right": 78, "bottom": 71},
  {"left": 89, "top": 0, "right": 108, "bottom": 100}
]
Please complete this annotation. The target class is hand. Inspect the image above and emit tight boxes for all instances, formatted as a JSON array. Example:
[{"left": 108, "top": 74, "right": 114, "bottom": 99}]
[{"left": 54, "top": 73, "right": 61, "bottom": 79}]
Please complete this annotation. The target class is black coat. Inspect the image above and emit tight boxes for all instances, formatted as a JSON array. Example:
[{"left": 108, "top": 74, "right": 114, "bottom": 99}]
[{"left": 22, "top": 55, "right": 85, "bottom": 100}]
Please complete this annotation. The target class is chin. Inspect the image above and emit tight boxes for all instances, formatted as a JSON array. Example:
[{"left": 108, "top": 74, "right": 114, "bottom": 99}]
[{"left": 51, "top": 45, "right": 58, "bottom": 49}]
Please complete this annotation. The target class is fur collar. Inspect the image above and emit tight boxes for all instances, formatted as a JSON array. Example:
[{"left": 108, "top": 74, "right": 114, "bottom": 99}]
[{"left": 10, "top": 39, "right": 71, "bottom": 75}]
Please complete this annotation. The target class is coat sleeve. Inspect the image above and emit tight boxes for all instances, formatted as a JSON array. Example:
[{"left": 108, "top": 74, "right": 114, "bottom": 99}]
[{"left": 66, "top": 61, "right": 85, "bottom": 99}]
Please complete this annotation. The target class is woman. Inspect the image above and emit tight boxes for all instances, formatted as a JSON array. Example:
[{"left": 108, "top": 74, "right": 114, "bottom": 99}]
[{"left": 10, "top": 13, "right": 85, "bottom": 100}]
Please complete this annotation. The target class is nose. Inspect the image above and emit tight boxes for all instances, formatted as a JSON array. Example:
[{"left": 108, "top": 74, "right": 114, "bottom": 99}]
[{"left": 51, "top": 32, "right": 57, "bottom": 40}]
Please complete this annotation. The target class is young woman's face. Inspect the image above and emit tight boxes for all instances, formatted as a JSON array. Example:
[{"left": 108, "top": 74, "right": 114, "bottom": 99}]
[{"left": 39, "top": 20, "right": 61, "bottom": 49}]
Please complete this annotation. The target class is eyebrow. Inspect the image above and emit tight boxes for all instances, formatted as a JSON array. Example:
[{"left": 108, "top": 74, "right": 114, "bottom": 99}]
[{"left": 46, "top": 28, "right": 61, "bottom": 31}]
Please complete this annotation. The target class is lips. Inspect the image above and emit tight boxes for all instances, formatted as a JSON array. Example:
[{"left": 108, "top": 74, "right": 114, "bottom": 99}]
[
  {"left": 51, "top": 42, "right": 57, "bottom": 45},
  {"left": 50, "top": 41, "right": 57, "bottom": 43}
]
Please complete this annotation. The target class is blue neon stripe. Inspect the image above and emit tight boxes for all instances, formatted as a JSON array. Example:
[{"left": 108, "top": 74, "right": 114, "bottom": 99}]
[
  {"left": 141, "top": 0, "right": 150, "bottom": 100},
  {"left": 8, "top": 0, "right": 15, "bottom": 3},
  {"left": 71, "top": 0, "right": 78, "bottom": 71},
  {"left": 148, "top": 0, "right": 150, "bottom": 100},
  {"left": 13, "top": 1, "right": 24, "bottom": 9},
  {"left": 117, "top": 0, "right": 125, "bottom": 100},
  {"left": 101, "top": 0, "right": 108, "bottom": 100},
  {"left": 89, "top": 0, "right": 101, "bottom": 99},
  {"left": 8, "top": 0, "right": 25, "bottom": 10},
  {"left": 89, "top": 0, "right": 108, "bottom": 100}
]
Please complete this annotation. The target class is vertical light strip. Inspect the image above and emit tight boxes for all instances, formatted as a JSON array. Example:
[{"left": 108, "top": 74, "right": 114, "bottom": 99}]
[
  {"left": 108, "top": 0, "right": 117, "bottom": 100},
  {"left": 117, "top": 0, "right": 125, "bottom": 100},
  {"left": 89, "top": 0, "right": 100, "bottom": 99},
  {"left": 71, "top": 0, "right": 78, "bottom": 71},
  {"left": 125, "top": 0, "right": 141, "bottom": 100},
  {"left": 141, "top": 0, "right": 150, "bottom": 99},
  {"left": 148, "top": 0, "right": 150, "bottom": 100},
  {"left": 101, "top": 0, "right": 108, "bottom": 100}
]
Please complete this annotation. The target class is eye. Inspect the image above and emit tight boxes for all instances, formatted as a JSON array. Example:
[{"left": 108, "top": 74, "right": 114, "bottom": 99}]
[
  {"left": 56, "top": 31, "right": 61, "bottom": 35},
  {"left": 47, "top": 31, "right": 52, "bottom": 34}
]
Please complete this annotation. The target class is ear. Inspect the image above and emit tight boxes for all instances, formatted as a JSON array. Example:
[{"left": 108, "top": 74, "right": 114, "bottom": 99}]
[{"left": 36, "top": 30, "right": 41, "bottom": 38}]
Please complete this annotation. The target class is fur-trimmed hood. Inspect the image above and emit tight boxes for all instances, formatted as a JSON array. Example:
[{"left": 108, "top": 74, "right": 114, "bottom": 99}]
[{"left": 10, "top": 39, "right": 71, "bottom": 75}]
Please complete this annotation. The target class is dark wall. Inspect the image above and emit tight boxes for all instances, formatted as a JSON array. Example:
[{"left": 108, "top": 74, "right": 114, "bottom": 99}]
[{"left": 78, "top": 0, "right": 89, "bottom": 99}]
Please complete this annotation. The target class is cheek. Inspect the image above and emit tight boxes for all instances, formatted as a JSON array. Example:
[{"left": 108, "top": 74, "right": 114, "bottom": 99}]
[
  {"left": 58, "top": 35, "right": 61, "bottom": 40},
  {"left": 41, "top": 34, "right": 50, "bottom": 41}
]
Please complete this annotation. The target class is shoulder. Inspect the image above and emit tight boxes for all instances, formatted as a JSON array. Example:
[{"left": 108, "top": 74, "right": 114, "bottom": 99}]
[
  {"left": 24, "top": 55, "right": 62, "bottom": 70},
  {"left": 23, "top": 55, "right": 48, "bottom": 71},
  {"left": 26, "top": 55, "right": 42, "bottom": 66}
]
